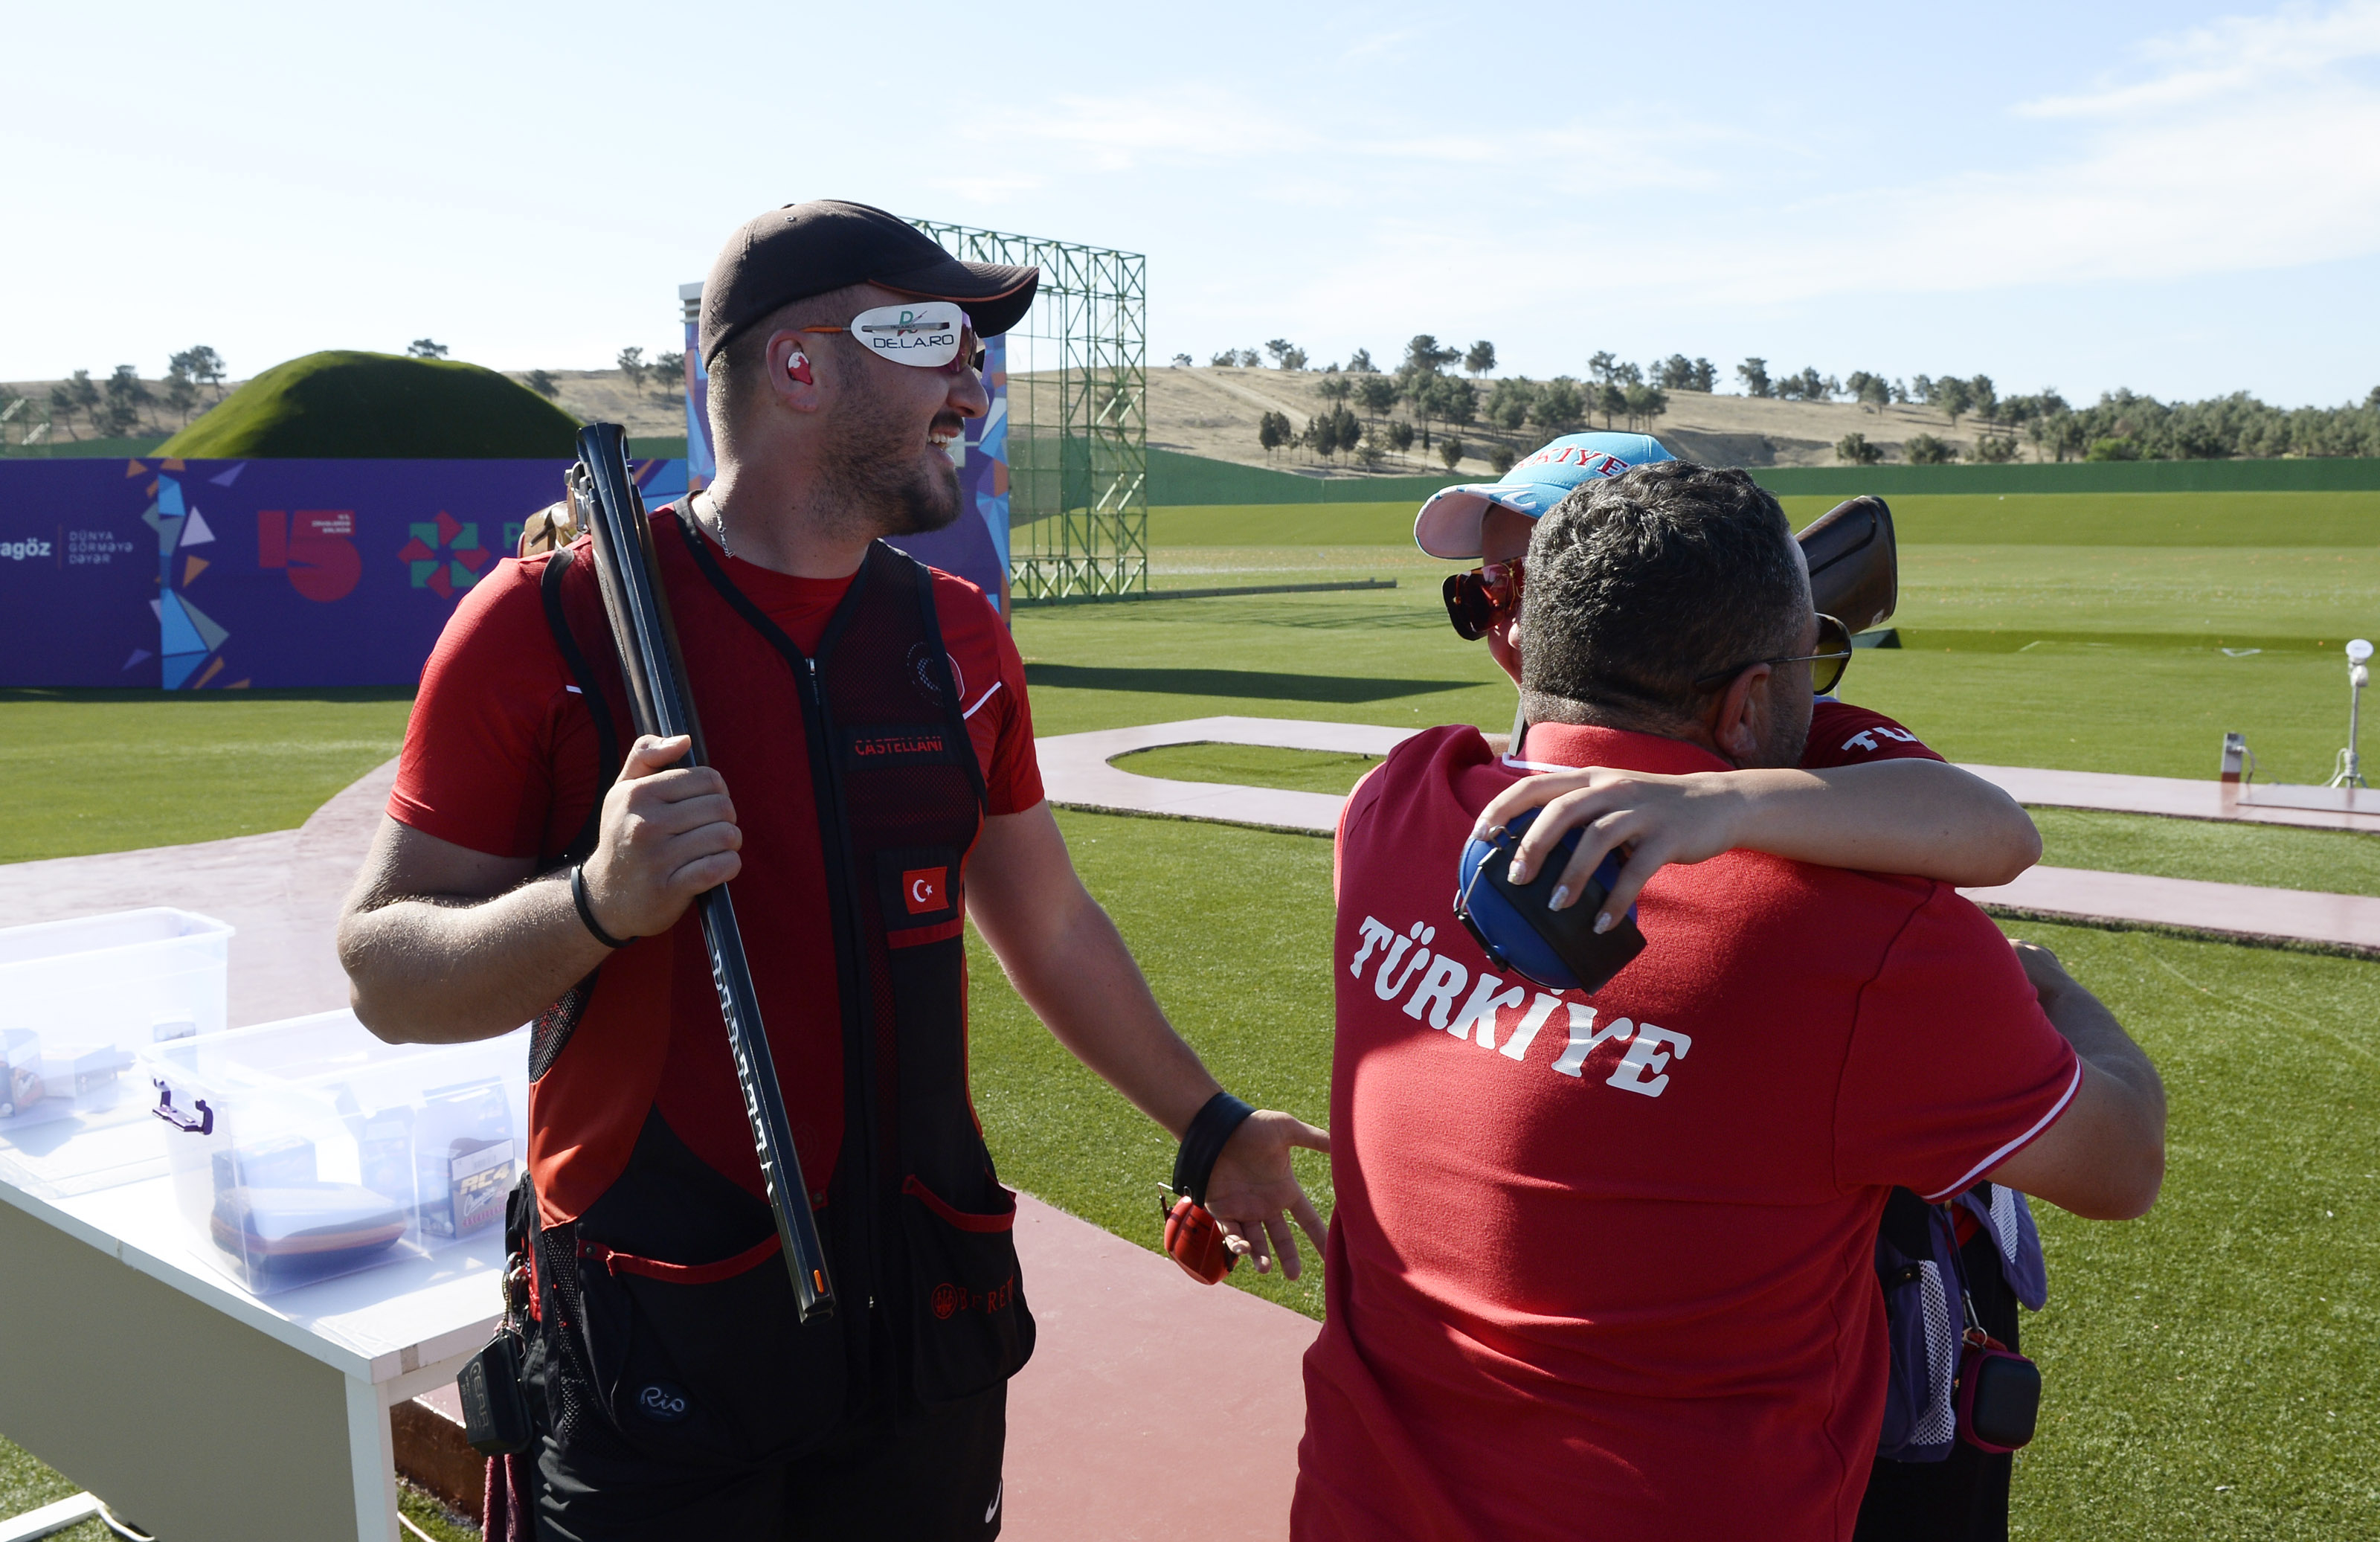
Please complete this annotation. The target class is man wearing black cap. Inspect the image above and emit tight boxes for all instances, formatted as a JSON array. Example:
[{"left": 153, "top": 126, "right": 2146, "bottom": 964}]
[{"left": 341, "top": 201, "right": 1326, "bottom": 1538}]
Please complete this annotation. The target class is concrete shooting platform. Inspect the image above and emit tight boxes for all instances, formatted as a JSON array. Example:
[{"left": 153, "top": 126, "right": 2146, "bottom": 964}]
[
  {"left": 1038, "top": 716, "right": 2380, "bottom": 955},
  {"left": 0, "top": 761, "right": 1316, "bottom": 1541}
]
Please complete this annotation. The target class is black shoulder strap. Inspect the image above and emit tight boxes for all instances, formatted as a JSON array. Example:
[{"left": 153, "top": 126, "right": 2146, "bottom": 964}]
[
  {"left": 541, "top": 546, "right": 623, "bottom": 866},
  {"left": 892, "top": 543, "right": 988, "bottom": 810},
  {"left": 1876, "top": 1185, "right": 1938, "bottom": 1265}
]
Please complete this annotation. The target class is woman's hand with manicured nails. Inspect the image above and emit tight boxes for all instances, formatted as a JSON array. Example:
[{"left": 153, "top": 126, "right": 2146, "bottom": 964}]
[{"left": 1473, "top": 767, "right": 1750, "bottom": 934}]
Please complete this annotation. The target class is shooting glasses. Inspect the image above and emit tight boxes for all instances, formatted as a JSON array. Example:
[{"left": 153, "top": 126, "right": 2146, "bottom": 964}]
[
  {"left": 800, "top": 301, "right": 985, "bottom": 373},
  {"left": 1694, "top": 613, "right": 1855, "bottom": 695},
  {"left": 1441, "top": 559, "right": 1519, "bottom": 641}
]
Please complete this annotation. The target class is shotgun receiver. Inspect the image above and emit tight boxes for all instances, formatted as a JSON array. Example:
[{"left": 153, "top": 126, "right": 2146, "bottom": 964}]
[
  {"left": 566, "top": 423, "right": 835, "bottom": 1324},
  {"left": 1798, "top": 495, "right": 1898, "bottom": 636}
]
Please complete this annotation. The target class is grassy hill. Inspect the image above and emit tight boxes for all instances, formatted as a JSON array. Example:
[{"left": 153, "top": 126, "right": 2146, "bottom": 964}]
[{"left": 158, "top": 350, "right": 580, "bottom": 458}]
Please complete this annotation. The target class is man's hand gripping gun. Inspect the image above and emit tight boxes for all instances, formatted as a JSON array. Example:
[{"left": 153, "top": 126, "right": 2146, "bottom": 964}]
[{"left": 567, "top": 423, "right": 835, "bottom": 1324}]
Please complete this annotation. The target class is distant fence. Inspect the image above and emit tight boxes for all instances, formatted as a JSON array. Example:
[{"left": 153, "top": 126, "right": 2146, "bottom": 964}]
[
  {"left": 0, "top": 455, "right": 1005, "bottom": 689},
  {"left": 1749, "top": 458, "right": 2380, "bottom": 497}
]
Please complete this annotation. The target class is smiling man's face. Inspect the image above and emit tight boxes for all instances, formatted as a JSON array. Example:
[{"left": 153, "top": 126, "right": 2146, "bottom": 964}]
[{"left": 801, "top": 283, "right": 991, "bottom": 537}]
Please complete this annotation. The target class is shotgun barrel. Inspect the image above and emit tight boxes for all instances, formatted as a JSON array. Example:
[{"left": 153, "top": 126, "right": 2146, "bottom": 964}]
[
  {"left": 1796, "top": 495, "right": 1899, "bottom": 637},
  {"left": 567, "top": 423, "right": 835, "bottom": 1323}
]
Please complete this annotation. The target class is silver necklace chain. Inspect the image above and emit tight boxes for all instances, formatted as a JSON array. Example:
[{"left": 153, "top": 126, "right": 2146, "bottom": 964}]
[{"left": 697, "top": 490, "right": 733, "bottom": 561}]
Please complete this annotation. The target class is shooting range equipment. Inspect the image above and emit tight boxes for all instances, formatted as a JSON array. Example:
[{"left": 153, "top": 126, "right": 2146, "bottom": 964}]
[
  {"left": 2326, "top": 637, "right": 2372, "bottom": 790},
  {"left": 1454, "top": 810, "right": 1646, "bottom": 995},
  {"left": 1797, "top": 495, "right": 1898, "bottom": 637},
  {"left": 1159, "top": 1090, "right": 1257, "bottom": 1284},
  {"left": 567, "top": 421, "right": 836, "bottom": 1323}
]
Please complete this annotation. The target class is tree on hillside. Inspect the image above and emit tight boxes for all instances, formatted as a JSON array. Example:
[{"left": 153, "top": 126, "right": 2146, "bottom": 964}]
[
  {"left": 1596, "top": 382, "right": 1627, "bottom": 429},
  {"left": 1348, "top": 348, "right": 1377, "bottom": 373},
  {"left": 1486, "top": 376, "right": 1537, "bottom": 431},
  {"left": 163, "top": 363, "right": 198, "bottom": 424},
  {"left": 1968, "top": 374, "right": 1998, "bottom": 425},
  {"left": 102, "top": 365, "right": 152, "bottom": 437},
  {"left": 652, "top": 351, "right": 686, "bottom": 388},
  {"left": 1439, "top": 377, "right": 1478, "bottom": 431},
  {"left": 1386, "top": 420, "right": 1416, "bottom": 453},
  {"left": 1624, "top": 382, "right": 1667, "bottom": 432},
  {"left": 408, "top": 339, "right": 449, "bottom": 359},
  {"left": 1439, "top": 436, "right": 1465, "bottom": 470},
  {"left": 1656, "top": 354, "right": 1699, "bottom": 391},
  {"left": 1355, "top": 373, "right": 1400, "bottom": 423},
  {"left": 1973, "top": 434, "right": 2020, "bottom": 463},
  {"left": 1239, "top": 348, "right": 1261, "bottom": 367},
  {"left": 1845, "top": 371, "right": 1891, "bottom": 412},
  {"left": 1587, "top": 350, "right": 1619, "bottom": 385},
  {"left": 1908, "top": 373, "right": 1934, "bottom": 405},
  {"left": 170, "top": 346, "right": 227, "bottom": 402},
  {"left": 1905, "top": 432, "right": 1958, "bottom": 464},
  {"left": 1534, "top": 376, "right": 1586, "bottom": 434},
  {"left": 1934, "top": 375, "right": 1974, "bottom": 427},
  {"left": 1405, "top": 335, "right": 1459, "bottom": 374},
  {"left": 1836, "top": 431, "right": 1883, "bottom": 464},
  {"left": 1266, "top": 338, "right": 1309, "bottom": 370},
  {"left": 1331, "top": 405, "right": 1362, "bottom": 457},
  {"left": 1691, "top": 357, "right": 1718, "bottom": 392},
  {"left": 1209, "top": 350, "right": 1238, "bottom": 367},
  {"left": 1465, "top": 341, "right": 1496, "bottom": 376},
  {"left": 1315, "top": 373, "right": 1354, "bottom": 405},
  {"left": 45, "top": 380, "right": 82, "bottom": 440},
  {"left": 617, "top": 347, "right": 646, "bottom": 385},
  {"left": 1736, "top": 358, "right": 1772, "bottom": 397},
  {"left": 1258, "top": 409, "right": 1293, "bottom": 460},
  {"left": 1488, "top": 443, "right": 1518, "bottom": 474}
]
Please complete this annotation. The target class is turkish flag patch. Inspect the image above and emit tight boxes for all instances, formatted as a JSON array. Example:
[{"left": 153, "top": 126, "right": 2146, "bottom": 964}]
[{"left": 901, "top": 867, "right": 948, "bottom": 916}]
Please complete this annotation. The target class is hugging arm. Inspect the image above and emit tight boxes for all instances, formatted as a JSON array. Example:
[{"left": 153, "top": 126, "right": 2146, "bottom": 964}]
[{"left": 1482, "top": 759, "right": 2041, "bottom": 932}]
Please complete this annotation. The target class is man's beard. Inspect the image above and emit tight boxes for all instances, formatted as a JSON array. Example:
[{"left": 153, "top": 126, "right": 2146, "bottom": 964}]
[
  {"left": 1758, "top": 693, "right": 1813, "bottom": 769},
  {"left": 814, "top": 379, "right": 965, "bottom": 540}
]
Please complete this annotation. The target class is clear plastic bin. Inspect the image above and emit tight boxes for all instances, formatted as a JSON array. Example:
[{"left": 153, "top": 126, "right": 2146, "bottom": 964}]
[
  {"left": 0, "top": 907, "right": 234, "bottom": 1197},
  {"left": 140, "top": 1010, "right": 529, "bottom": 1296}
]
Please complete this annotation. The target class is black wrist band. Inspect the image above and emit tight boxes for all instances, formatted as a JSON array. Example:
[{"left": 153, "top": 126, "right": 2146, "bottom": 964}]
[
  {"left": 1171, "top": 1091, "right": 1257, "bottom": 1209},
  {"left": 570, "top": 864, "right": 633, "bottom": 950}
]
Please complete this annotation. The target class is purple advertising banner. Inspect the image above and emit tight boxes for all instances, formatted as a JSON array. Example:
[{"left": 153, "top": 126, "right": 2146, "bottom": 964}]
[{"left": 0, "top": 448, "right": 1009, "bottom": 690}]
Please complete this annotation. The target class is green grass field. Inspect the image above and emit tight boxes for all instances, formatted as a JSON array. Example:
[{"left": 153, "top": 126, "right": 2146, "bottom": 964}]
[{"left": 1, "top": 485, "right": 2376, "bottom": 1537}]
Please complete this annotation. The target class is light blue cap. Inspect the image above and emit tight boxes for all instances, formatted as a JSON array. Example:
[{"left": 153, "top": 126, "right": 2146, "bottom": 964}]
[{"left": 1412, "top": 431, "right": 1676, "bottom": 559}]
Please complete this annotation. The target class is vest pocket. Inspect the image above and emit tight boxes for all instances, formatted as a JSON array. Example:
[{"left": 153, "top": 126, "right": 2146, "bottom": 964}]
[
  {"left": 898, "top": 1175, "right": 1035, "bottom": 1404},
  {"left": 570, "top": 1233, "right": 848, "bottom": 1465}
]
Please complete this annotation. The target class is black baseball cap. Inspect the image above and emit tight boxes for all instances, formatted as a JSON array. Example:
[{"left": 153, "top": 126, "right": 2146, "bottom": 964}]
[{"left": 699, "top": 200, "right": 1040, "bottom": 363}]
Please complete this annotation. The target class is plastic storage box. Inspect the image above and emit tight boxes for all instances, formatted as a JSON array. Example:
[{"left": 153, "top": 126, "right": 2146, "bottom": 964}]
[
  {"left": 141, "top": 1011, "right": 529, "bottom": 1295},
  {"left": 0, "top": 907, "right": 234, "bottom": 1198}
]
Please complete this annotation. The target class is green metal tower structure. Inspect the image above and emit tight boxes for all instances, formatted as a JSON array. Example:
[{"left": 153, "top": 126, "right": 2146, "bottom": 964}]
[{"left": 908, "top": 219, "right": 1148, "bottom": 601}]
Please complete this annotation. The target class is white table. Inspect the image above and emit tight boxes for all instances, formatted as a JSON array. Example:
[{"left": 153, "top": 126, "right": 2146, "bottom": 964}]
[{"left": 0, "top": 1167, "right": 501, "bottom": 1541}]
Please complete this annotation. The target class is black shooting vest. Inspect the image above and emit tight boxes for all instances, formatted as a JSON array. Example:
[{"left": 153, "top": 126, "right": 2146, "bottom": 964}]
[{"left": 525, "top": 512, "right": 1032, "bottom": 1468}]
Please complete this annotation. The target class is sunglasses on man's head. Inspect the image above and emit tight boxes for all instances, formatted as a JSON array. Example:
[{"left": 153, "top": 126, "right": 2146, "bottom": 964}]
[
  {"left": 1692, "top": 614, "right": 1856, "bottom": 695},
  {"left": 800, "top": 300, "right": 986, "bottom": 374},
  {"left": 1441, "top": 558, "right": 1522, "bottom": 640}
]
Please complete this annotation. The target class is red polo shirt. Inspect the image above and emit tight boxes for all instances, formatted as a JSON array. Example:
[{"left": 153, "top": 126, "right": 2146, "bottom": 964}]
[{"left": 1295, "top": 722, "right": 2078, "bottom": 1542}]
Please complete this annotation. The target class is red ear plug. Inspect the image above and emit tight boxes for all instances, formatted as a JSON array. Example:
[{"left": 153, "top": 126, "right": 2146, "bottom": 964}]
[
  {"left": 1162, "top": 1191, "right": 1236, "bottom": 1284},
  {"left": 786, "top": 350, "right": 813, "bottom": 385}
]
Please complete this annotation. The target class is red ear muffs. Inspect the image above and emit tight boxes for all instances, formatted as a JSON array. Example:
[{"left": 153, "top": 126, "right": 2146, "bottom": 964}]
[
  {"left": 1162, "top": 1193, "right": 1235, "bottom": 1284},
  {"left": 786, "top": 350, "right": 813, "bottom": 385}
]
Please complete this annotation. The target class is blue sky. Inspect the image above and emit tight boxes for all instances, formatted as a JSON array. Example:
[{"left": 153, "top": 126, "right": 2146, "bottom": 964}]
[{"left": 7, "top": 0, "right": 2377, "bottom": 405}]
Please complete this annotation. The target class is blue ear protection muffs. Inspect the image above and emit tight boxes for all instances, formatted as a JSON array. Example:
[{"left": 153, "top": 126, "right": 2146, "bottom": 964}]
[{"left": 1454, "top": 809, "right": 1647, "bottom": 995}]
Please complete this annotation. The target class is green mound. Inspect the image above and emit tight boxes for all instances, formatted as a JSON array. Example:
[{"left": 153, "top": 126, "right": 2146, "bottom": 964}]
[{"left": 159, "top": 350, "right": 580, "bottom": 458}]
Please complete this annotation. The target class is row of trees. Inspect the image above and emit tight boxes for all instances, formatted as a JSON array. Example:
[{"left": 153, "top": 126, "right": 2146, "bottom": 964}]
[{"left": 4, "top": 347, "right": 230, "bottom": 443}]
